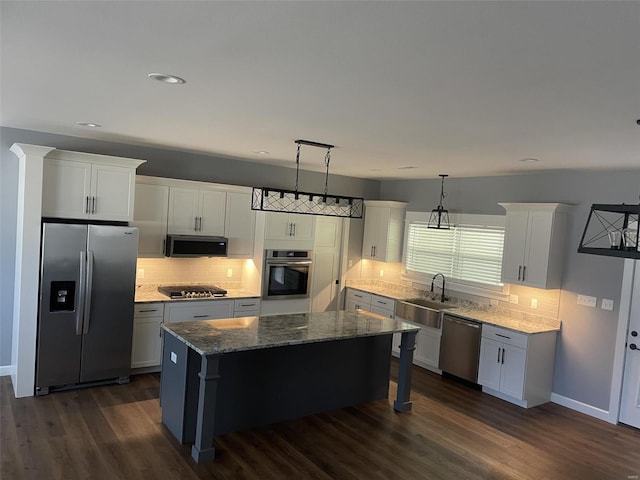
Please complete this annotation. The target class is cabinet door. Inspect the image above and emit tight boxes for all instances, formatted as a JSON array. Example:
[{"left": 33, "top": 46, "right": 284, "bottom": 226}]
[
  {"left": 370, "top": 305, "right": 394, "bottom": 319},
  {"left": 265, "top": 213, "right": 294, "bottom": 240},
  {"left": 131, "top": 316, "right": 163, "bottom": 368},
  {"left": 168, "top": 187, "right": 200, "bottom": 234},
  {"left": 500, "top": 344, "right": 527, "bottom": 399},
  {"left": 199, "top": 190, "right": 226, "bottom": 236},
  {"left": 345, "top": 299, "right": 367, "bottom": 310},
  {"left": 133, "top": 183, "right": 169, "bottom": 256},
  {"left": 415, "top": 327, "right": 441, "bottom": 369},
  {"left": 289, "top": 213, "right": 314, "bottom": 241},
  {"left": 522, "top": 212, "right": 554, "bottom": 287},
  {"left": 225, "top": 191, "right": 255, "bottom": 257},
  {"left": 42, "top": 159, "right": 91, "bottom": 219},
  {"left": 478, "top": 337, "right": 502, "bottom": 391},
  {"left": 91, "top": 164, "right": 136, "bottom": 221},
  {"left": 391, "top": 332, "right": 401, "bottom": 356},
  {"left": 501, "top": 210, "right": 529, "bottom": 284},
  {"left": 362, "top": 207, "right": 380, "bottom": 260}
]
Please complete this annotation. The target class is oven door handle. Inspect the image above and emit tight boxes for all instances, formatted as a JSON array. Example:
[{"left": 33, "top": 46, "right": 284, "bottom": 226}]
[{"left": 266, "top": 260, "right": 313, "bottom": 266}]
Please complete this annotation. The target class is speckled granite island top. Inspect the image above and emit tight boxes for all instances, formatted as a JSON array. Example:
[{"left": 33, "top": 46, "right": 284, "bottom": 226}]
[{"left": 162, "top": 310, "right": 419, "bottom": 356}]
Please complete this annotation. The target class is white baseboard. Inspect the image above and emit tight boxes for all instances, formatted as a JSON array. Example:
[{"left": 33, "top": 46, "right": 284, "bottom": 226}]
[
  {"left": 0, "top": 365, "right": 16, "bottom": 377},
  {"left": 550, "top": 392, "right": 614, "bottom": 423}
]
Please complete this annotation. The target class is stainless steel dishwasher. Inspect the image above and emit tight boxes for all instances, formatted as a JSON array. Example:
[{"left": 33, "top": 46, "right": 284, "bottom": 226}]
[{"left": 439, "top": 314, "right": 482, "bottom": 383}]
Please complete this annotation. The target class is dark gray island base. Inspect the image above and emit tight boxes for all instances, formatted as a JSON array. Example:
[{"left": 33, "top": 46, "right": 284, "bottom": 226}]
[{"left": 160, "top": 310, "right": 419, "bottom": 463}]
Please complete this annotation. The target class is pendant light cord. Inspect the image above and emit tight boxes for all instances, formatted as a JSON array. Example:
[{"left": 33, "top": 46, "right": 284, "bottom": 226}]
[
  {"left": 295, "top": 142, "right": 301, "bottom": 193},
  {"left": 324, "top": 147, "right": 332, "bottom": 196}
]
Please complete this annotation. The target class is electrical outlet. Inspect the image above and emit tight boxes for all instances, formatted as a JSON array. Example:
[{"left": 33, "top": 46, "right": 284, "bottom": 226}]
[
  {"left": 379, "top": 269, "right": 384, "bottom": 277},
  {"left": 577, "top": 294, "right": 597, "bottom": 307},
  {"left": 137, "top": 268, "right": 144, "bottom": 279},
  {"left": 601, "top": 298, "right": 614, "bottom": 311},
  {"left": 348, "top": 260, "right": 353, "bottom": 268},
  {"left": 509, "top": 294, "right": 519, "bottom": 304},
  {"left": 227, "top": 268, "right": 233, "bottom": 278},
  {"left": 531, "top": 299, "right": 538, "bottom": 309}
]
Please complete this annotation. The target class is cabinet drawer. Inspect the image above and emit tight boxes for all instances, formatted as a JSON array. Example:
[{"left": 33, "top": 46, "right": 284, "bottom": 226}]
[
  {"left": 371, "top": 295, "right": 395, "bottom": 311},
  {"left": 370, "top": 305, "right": 394, "bottom": 319},
  {"left": 482, "top": 324, "right": 528, "bottom": 349},
  {"left": 346, "top": 289, "right": 372, "bottom": 305},
  {"left": 234, "top": 298, "right": 261, "bottom": 312},
  {"left": 134, "top": 303, "right": 165, "bottom": 318},
  {"left": 165, "top": 300, "right": 234, "bottom": 323}
]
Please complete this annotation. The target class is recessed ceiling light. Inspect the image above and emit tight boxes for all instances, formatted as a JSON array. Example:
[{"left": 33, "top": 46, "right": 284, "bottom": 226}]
[
  {"left": 253, "top": 150, "right": 270, "bottom": 155},
  {"left": 76, "top": 122, "right": 101, "bottom": 128},
  {"left": 148, "top": 73, "right": 186, "bottom": 84},
  {"left": 398, "top": 166, "right": 417, "bottom": 169},
  {"left": 519, "top": 158, "right": 539, "bottom": 163}
]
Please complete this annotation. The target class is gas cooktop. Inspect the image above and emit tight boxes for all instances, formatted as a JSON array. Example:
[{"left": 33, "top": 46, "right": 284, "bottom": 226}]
[{"left": 158, "top": 285, "right": 227, "bottom": 299}]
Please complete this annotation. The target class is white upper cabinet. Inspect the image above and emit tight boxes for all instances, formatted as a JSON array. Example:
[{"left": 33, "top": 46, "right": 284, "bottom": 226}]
[
  {"left": 168, "top": 186, "right": 226, "bottom": 236},
  {"left": 41, "top": 150, "right": 145, "bottom": 222},
  {"left": 225, "top": 191, "right": 255, "bottom": 258},
  {"left": 362, "top": 201, "right": 407, "bottom": 262},
  {"left": 499, "top": 203, "right": 571, "bottom": 289},
  {"left": 134, "top": 176, "right": 255, "bottom": 257},
  {"left": 132, "top": 182, "right": 169, "bottom": 257}
]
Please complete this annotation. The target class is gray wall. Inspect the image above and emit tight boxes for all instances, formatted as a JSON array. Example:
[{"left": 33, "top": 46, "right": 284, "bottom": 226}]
[
  {"left": 0, "top": 127, "right": 379, "bottom": 368},
  {"left": 381, "top": 170, "right": 640, "bottom": 410}
]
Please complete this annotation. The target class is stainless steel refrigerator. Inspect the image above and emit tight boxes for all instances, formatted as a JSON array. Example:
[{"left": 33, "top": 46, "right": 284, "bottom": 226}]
[{"left": 36, "top": 222, "right": 139, "bottom": 395}]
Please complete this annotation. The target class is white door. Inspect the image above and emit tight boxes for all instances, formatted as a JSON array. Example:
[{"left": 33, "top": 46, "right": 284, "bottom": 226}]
[
  {"left": 620, "top": 261, "right": 640, "bottom": 428},
  {"left": 478, "top": 337, "right": 502, "bottom": 391},
  {"left": 501, "top": 210, "right": 529, "bottom": 284},
  {"left": 500, "top": 344, "right": 527, "bottom": 400},
  {"left": 199, "top": 190, "right": 226, "bottom": 236},
  {"left": 523, "top": 211, "right": 554, "bottom": 287},
  {"left": 311, "top": 217, "right": 342, "bottom": 312},
  {"left": 225, "top": 191, "right": 255, "bottom": 258},
  {"left": 132, "top": 183, "right": 169, "bottom": 256},
  {"left": 362, "top": 206, "right": 380, "bottom": 260},
  {"left": 41, "top": 158, "right": 92, "bottom": 219}
]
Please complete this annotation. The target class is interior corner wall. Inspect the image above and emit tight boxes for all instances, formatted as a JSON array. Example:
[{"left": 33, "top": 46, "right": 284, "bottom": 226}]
[
  {"left": 380, "top": 170, "right": 640, "bottom": 411},
  {"left": 0, "top": 126, "right": 381, "bottom": 372}
]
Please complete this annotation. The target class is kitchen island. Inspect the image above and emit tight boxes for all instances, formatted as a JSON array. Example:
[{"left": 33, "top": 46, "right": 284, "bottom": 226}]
[{"left": 160, "top": 310, "right": 419, "bottom": 463}]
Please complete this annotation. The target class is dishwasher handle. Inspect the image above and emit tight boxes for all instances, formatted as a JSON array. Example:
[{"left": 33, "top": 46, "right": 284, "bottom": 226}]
[{"left": 444, "top": 316, "right": 481, "bottom": 329}]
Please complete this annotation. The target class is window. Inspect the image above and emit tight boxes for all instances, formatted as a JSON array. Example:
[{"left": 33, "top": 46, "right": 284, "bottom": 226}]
[{"left": 404, "top": 213, "right": 505, "bottom": 289}]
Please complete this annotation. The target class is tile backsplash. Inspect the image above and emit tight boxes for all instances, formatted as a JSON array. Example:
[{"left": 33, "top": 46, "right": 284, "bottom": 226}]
[{"left": 136, "top": 257, "right": 247, "bottom": 288}]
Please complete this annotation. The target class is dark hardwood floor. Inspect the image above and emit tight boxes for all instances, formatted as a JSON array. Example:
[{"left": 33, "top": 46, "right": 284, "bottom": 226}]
[{"left": 2, "top": 361, "right": 639, "bottom": 479}]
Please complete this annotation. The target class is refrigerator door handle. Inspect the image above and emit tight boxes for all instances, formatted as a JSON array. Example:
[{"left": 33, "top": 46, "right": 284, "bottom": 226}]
[
  {"left": 82, "top": 250, "right": 94, "bottom": 334},
  {"left": 76, "top": 251, "right": 87, "bottom": 335}
]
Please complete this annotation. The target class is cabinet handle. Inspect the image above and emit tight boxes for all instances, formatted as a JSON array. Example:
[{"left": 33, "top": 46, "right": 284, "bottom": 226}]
[
  {"left": 159, "top": 322, "right": 163, "bottom": 337},
  {"left": 495, "top": 333, "right": 511, "bottom": 339},
  {"left": 194, "top": 217, "right": 199, "bottom": 231},
  {"left": 373, "top": 246, "right": 376, "bottom": 257},
  {"left": 239, "top": 303, "right": 255, "bottom": 307},
  {"left": 517, "top": 265, "right": 522, "bottom": 281},
  {"left": 162, "top": 238, "right": 166, "bottom": 255},
  {"left": 193, "top": 315, "right": 210, "bottom": 318},
  {"left": 85, "top": 196, "right": 90, "bottom": 214},
  {"left": 92, "top": 196, "right": 97, "bottom": 214},
  {"left": 138, "top": 309, "right": 158, "bottom": 313},
  {"left": 370, "top": 246, "right": 374, "bottom": 257},
  {"left": 522, "top": 266, "right": 526, "bottom": 281},
  {"left": 292, "top": 223, "right": 296, "bottom": 236},
  {"left": 497, "top": 347, "right": 501, "bottom": 363},
  {"left": 501, "top": 348, "right": 506, "bottom": 364}
]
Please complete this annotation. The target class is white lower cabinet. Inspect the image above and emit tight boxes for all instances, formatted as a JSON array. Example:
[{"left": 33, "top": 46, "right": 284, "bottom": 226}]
[
  {"left": 392, "top": 322, "right": 441, "bottom": 373},
  {"left": 131, "top": 303, "right": 165, "bottom": 369},
  {"left": 478, "top": 324, "right": 557, "bottom": 408}
]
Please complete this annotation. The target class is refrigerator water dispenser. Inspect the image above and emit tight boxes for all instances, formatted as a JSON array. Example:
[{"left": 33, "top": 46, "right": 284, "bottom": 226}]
[{"left": 49, "top": 281, "right": 76, "bottom": 312}]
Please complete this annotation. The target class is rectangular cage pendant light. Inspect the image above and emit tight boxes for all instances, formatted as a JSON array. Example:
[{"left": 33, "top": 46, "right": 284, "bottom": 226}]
[
  {"left": 578, "top": 203, "right": 640, "bottom": 259},
  {"left": 251, "top": 139, "right": 364, "bottom": 219}
]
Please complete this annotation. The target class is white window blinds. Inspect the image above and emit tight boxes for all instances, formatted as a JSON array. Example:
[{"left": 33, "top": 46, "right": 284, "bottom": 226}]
[{"left": 405, "top": 220, "right": 505, "bottom": 287}]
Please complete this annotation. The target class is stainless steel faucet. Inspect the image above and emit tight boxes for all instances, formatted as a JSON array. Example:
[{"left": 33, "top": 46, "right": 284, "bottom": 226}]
[{"left": 431, "top": 273, "right": 447, "bottom": 303}]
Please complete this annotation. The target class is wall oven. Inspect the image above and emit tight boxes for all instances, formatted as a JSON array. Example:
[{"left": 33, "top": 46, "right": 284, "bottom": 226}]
[{"left": 263, "top": 250, "right": 313, "bottom": 300}]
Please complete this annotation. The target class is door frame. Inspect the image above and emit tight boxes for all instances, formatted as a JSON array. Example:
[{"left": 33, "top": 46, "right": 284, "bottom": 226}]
[{"left": 609, "top": 258, "right": 637, "bottom": 424}]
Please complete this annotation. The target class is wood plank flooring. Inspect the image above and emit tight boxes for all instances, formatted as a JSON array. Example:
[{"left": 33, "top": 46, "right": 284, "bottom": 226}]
[{"left": 2, "top": 361, "right": 639, "bottom": 479}]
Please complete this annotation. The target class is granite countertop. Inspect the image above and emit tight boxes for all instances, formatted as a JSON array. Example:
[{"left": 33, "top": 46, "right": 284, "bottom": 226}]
[
  {"left": 346, "top": 283, "right": 560, "bottom": 335},
  {"left": 162, "top": 310, "right": 420, "bottom": 356},
  {"left": 135, "top": 285, "right": 260, "bottom": 303}
]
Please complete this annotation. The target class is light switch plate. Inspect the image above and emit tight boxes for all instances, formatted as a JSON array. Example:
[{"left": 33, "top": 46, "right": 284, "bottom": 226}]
[
  {"left": 170, "top": 352, "right": 177, "bottom": 364},
  {"left": 137, "top": 268, "right": 144, "bottom": 279},
  {"left": 577, "top": 294, "right": 597, "bottom": 307},
  {"left": 227, "top": 268, "right": 233, "bottom": 277},
  {"left": 531, "top": 299, "right": 538, "bottom": 309},
  {"left": 601, "top": 298, "right": 614, "bottom": 311},
  {"left": 509, "top": 294, "right": 519, "bottom": 304}
]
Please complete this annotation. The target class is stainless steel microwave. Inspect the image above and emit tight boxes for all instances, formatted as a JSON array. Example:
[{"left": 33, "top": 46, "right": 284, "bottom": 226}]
[{"left": 165, "top": 235, "right": 228, "bottom": 257}]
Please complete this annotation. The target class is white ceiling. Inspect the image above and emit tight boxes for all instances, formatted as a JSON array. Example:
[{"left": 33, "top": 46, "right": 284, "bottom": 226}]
[{"left": 1, "top": 1, "right": 639, "bottom": 180}]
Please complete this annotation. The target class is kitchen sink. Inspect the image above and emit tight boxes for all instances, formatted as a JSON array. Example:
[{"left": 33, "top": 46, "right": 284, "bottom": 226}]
[
  {"left": 394, "top": 298, "right": 457, "bottom": 329},
  {"left": 211, "top": 317, "right": 257, "bottom": 329}
]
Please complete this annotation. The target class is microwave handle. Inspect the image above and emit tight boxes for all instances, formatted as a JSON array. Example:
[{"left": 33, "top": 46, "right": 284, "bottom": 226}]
[{"left": 267, "top": 260, "right": 313, "bottom": 266}]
